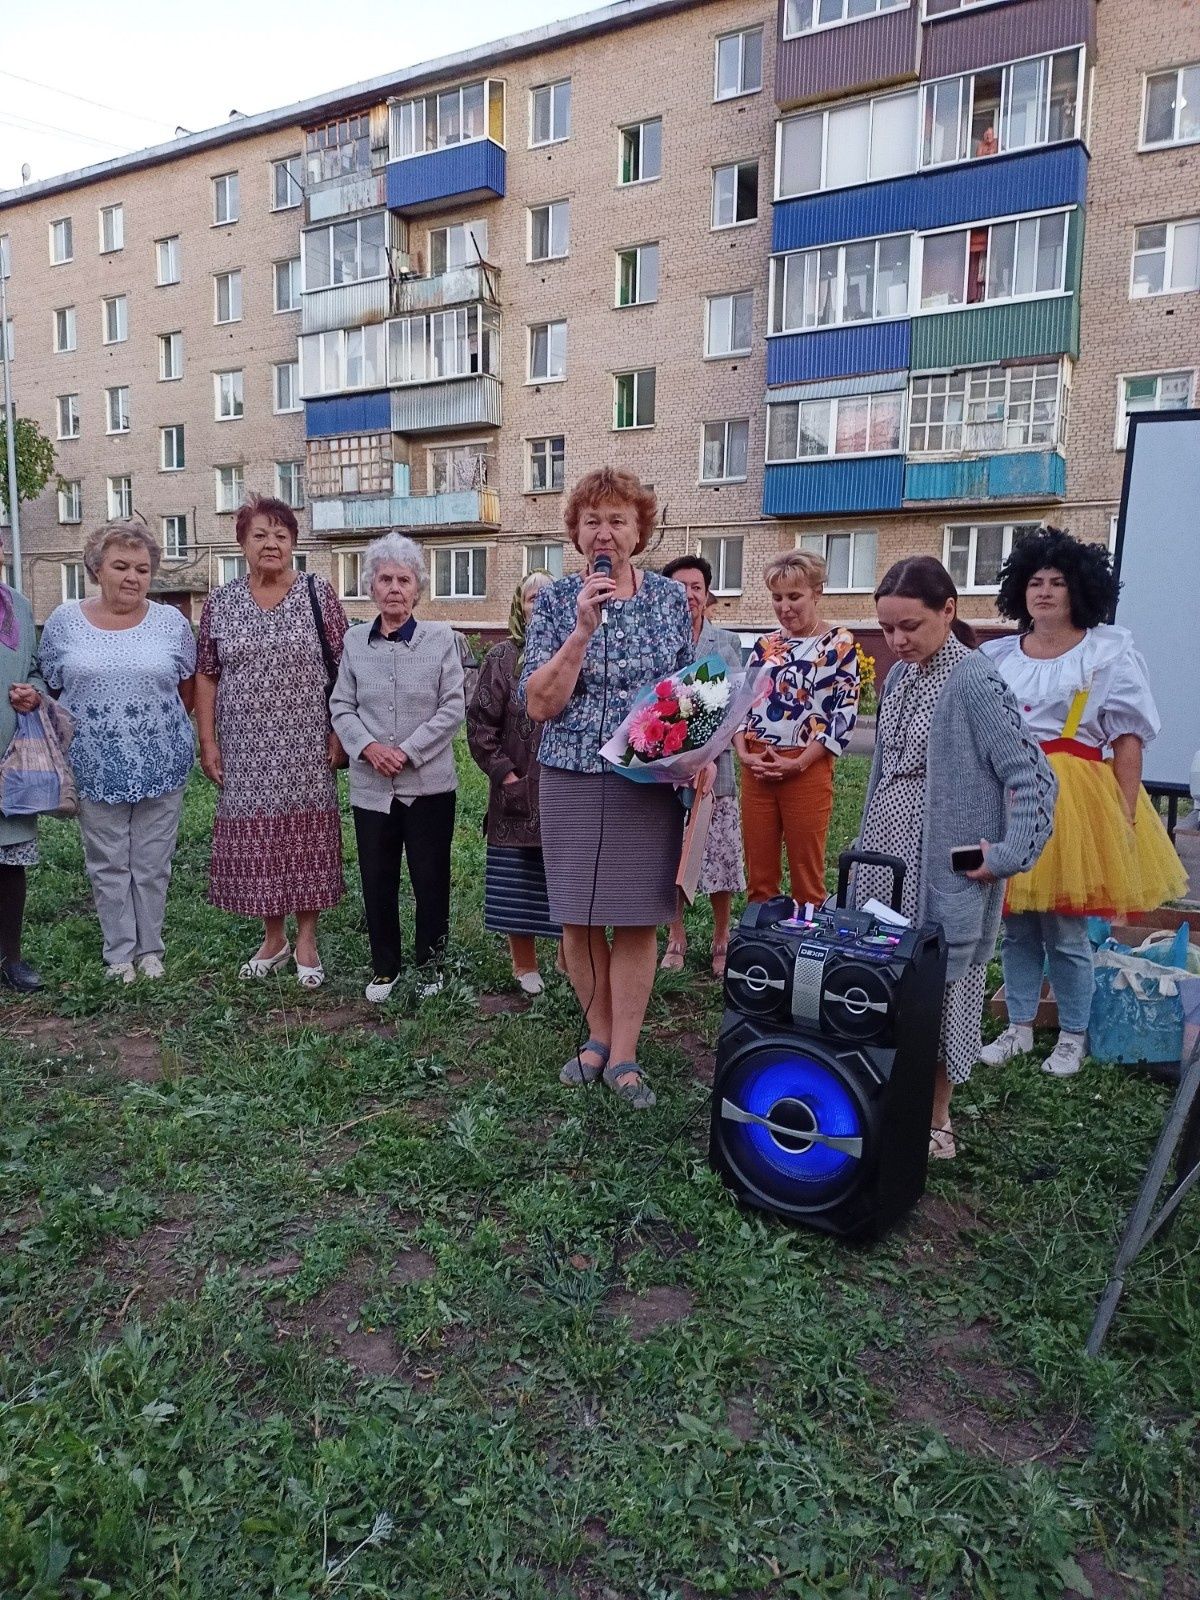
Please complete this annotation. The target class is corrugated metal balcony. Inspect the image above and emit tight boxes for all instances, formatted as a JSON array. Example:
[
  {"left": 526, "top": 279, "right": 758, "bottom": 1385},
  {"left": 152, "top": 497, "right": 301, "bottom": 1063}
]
[
  {"left": 305, "top": 171, "right": 387, "bottom": 224},
  {"left": 305, "top": 391, "right": 392, "bottom": 438},
  {"left": 767, "top": 321, "right": 912, "bottom": 385},
  {"left": 922, "top": 0, "right": 1096, "bottom": 80},
  {"left": 394, "top": 263, "right": 497, "bottom": 315},
  {"left": 905, "top": 450, "right": 1066, "bottom": 504},
  {"left": 911, "top": 293, "right": 1079, "bottom": 369},
  {"left": 301, "top": 277, "right": 391, "bottom": 336},
  {"left": 386, "top": 140, "right": 505, "bottom": 214},
  {"left": 775, "top": 1, "right": 919, "bottom": 109},
  {"left": 311, "top": 486, "right": 500, "bottom": 535},
  {"left": 390, "top": 374, "right": 501, "bottom": 434},
  {"left": 762, "top": 456, "right": 906, "bottom": 517}
]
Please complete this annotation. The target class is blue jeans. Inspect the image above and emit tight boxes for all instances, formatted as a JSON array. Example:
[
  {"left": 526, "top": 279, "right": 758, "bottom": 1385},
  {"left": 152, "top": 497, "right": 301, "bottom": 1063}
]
[{"left": 1000, "top": 911, "right": 1095, "bottom": 1034}]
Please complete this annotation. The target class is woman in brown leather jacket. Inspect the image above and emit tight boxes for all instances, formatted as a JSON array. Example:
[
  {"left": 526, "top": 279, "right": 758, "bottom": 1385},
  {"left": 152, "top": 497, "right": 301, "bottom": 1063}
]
[{"left": 466, "top": 572, "right": 562, "bottom": 993}]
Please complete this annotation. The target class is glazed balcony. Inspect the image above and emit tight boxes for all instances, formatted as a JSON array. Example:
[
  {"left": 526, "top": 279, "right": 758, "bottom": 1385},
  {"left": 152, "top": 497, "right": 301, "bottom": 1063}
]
[
  {"left": 387, "top": 80, "right": 506, "bottom": 214},
  {"left": 311, "top": 485, "right": 500, "bottom": 535}
]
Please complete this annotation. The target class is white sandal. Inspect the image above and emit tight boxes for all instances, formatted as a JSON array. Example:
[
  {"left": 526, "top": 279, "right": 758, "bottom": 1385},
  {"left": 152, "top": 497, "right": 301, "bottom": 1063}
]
[
  {"left": 238, "top": 941, "right": 291, "bottom": 980},
  {"left": 296, "top": 962, "right": 325, "bottom": 989}
]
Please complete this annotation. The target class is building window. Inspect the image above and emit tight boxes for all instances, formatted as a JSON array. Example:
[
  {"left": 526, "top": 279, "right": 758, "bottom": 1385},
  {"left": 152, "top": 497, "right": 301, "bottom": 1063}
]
[
  {"left": 215, "top": 370, "right": 245, "bottom": 420},
  {"left": 61, "top": 561, "right": 86, "bottom": 603},
  {"left": 156, "top": 235, "right": 180, "bottom": 285},
  {"left": 528, "top": 320, "right": 567, "bottom": 382},
  {"left": 705, "top": 291, "right": 752, "bottom": 356},
  {"left": 1116, "top": 371, "right": 1195, "bottom": 447},
  {"left": 292, "top": 553, "right": 308, "bottom": 573},
  {"left": 309, "top": 433, "right": 394, "bottom": 498},
  {"left": 275, "top": 461, "right": 305, "bottom": 508},
  {"left": 530, "top": 80, "right": 571, "bottom": 146},
  {"left": 215, "top": 466, "right": 244, "bottom": 513},
  {"left": 528, "top": 200, "right": 570, "bottom": 262},
  {"left": 784, "top": 0, "right": 905, "bottom": 35},
  {"left": 391, "top": 79, "right": 505, "bottom": 158},
  {"left": 162, "top": 515, "right": 188, "bottom": 561},
  {"left": 697, "top": 535, "right": 744, "bottom": 595},
  {"left": 767, "top": 392, "right": 904, "bottom": 461},
  {"left": 274, "top": 257, "right": 301, "bottom": 312},
  {"left": 525, "top": 541, "right": 564, "bottom": 577},
  {"left": 1131, "top": 218, "right": 1200, "bottom": 298},
  {"left": 301, "top": 323, "right": 384, "bottom": 396},
  {"left": 432, "top": 546, "right": 487, "bottom": 600},
  {"left": 102, "top": 294, "right": 128, "bottom": 344},
  {"left": 302, "top": 213, "right": 387, "bottom": 291},
  {"left": 105, "top": 386, "right": 131, "bottom": 435},
  {"left": 908, "top": 362, "right": 1066, "bottom": 455},
  {"left": 305, "top": 113, "right": 373, "bottom": 185},
  {"left": 700, "top": 419, "right": 749, "bottom": 483},
  {"left": 771, "top": 233, "right": 912, "bottom": 331},
  {"left": 53, "top": 306, "right": 76, "bottom": 353},
  {"left": 778, "top": 89, "right": 920, "bottom": 198},
  {"left": 218, "top": 554, "right": 249, "bottom": 585},
  {"left": 99, "top": 204, "right": 124, "bottom": 253},
  {"left": 50, "top": 217, "right": 73, "bottom": 264},
  {"left": 715, "top": 28, "right": 763, "bottom": 101},
  {"left": 107, "top": 476, "right": 133, "bottom": 519},
  {"left": 382, "top": 305, "right": 499, "bottom": 388},
  {"left": 614, "top": 368, "right": 656, "bottom": 430},
  {"left": 944, "top": 521, "right": 1040, "bottom": 592},
  {"left": 921, "top": 50, "right": 1082, "bottom": 170},
  {"left": 1142, "top": 64, "right": 1200, "bottom": 149},
  {"left": 57, "top": 394, "right": 80, "bottom": 440},
  {"left": 274, "top": 360, "right": 301, "bottom": 413},
  {"left": 798, "top": 529, "right": 877, "bottom": 592},
  {"left": 214, "top": 271, "right": 243, "bottom": 324},
  {"left": 338, "top": 551, "right": 368, "bottom": 599},
  {"left": 159, "top": 331, "right": 183, "bottom": 381},
  {"left": 528, "top": 435, "right": 565, "bottom": 492},
  {"left": 213, "top": 172, "right": 240, "bottom": 225},
  {"left": 616, "top": 242, "right": 659, "bottom": 306},
  {"left": 619, "top": 119, "right": 662, "bottom": 185},
  {"left": 919, "top": 210, "right": 1067, "bottom": 310},
  {"left": 58, "top": 481, "right": 82, "bottom": 524},
  {"left": 712, "top": 160, "right": 759, "bottom": 228},
  {"left": 160, "top": 424, "right": 185, "bottom": 471},
  {"left": 272, "top": 155, "right": 304, "bottom": 210},
  {"left": 429, "top": 220, "right": 488, "bottom": 274},
  {"left": 0, "top": 234, "right": 9, "bottom": 279},
  {"left": 427, "top": 441, "right": 491, "bottom": 493}
]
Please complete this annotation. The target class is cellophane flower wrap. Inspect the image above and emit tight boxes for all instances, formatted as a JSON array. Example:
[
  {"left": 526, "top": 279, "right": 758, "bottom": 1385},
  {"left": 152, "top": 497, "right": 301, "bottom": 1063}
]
[{"left": 600, "top": 653, "right": 764, "bottom": 784}]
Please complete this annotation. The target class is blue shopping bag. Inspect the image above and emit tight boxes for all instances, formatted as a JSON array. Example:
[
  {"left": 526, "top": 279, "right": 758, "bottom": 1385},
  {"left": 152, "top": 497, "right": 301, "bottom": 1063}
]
[
  {"left": 1089, "top": 926, "right": 1191, "bottom": 1066},
  {"left": 0, "top": 707, "right": 78, "bottom": 818}
]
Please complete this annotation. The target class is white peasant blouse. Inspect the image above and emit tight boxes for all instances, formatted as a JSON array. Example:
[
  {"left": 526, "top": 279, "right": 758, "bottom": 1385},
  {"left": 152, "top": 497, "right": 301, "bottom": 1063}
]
[{"left": 980, "top": 624, "right": 1160, "bottom": 750}]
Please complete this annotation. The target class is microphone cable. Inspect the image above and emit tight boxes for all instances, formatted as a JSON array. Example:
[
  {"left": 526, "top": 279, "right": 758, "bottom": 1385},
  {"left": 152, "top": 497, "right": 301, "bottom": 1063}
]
[{"left": 568, "top": 566, "right": 611, "bottom": 1092}]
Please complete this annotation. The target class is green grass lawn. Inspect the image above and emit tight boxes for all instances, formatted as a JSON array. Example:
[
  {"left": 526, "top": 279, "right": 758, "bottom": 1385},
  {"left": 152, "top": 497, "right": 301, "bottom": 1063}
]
[{"left": 1, "top": 747, "right": 1196, "bottom": 1599}]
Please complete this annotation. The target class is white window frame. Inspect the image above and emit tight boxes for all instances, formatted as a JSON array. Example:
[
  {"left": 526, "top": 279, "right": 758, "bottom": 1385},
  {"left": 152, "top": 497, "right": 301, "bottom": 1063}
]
[
  {"left": 1130, "top": 217, "right": 1200, "bottom": 299},
  {"left": 616, "top": 242, "right": 660, "bottom": 307},
  {"left": 613, "top": 368, "right": 656, "bottom": 431},
  {"left": 528, "top": 200, "right": 570, "bottom": 263},
  {"left": 916, "top": 207, "right": 1070, "bottom": 313},
  {"left": 527, "top": 436, "right": 565, "bottom": 494},
  {"left": 159, "top": 331, "right": 183, "bottom": 381},
  {"left": 212, "top": 172, "right": 240, "bottom": 226},
  {"left": 922, "top": 0, "right": 1008, "bottom": 15},
  {"left": 527, "top": 320, "right": 567, "bottom": 383},
  {"left": 529, "top": 80, "right": 571, "bottom": 147},
  {"left": 214, "top": 370, "right": 245, "bottom": 421},
  {"left": 1114, "top": 369, "right": 1196, "bottom": 448},
  {"left": 57, "top": 394, "right": 80, "bottom": 440},
  {"left": 908, "top": 360, "right": 1067, "bottom": 456},
  {"left": 943, "top": 520, "right": 1040, "bottom": 593},
  {"left": 618, "top": 118, "right": 662, "bottom": 186},
  {"left": 271, "top": 155, "right": 304, "bottom": 211},
  {"left": 214, "top": 465, "right": 245, "bottom": 514},
  {"left": 770, "top": 233, "right": 914, "bottom": 333},
  {"left": 766, "top": 391, "right": 906, "bottom": 463},
  {"left": 49, "top": 218, "right": 73, "bottom": 265},
  {"left": 102, "top": 294, "right": 128, "bottom": 344},
  {"left": 1140, "top": 63, "right": 1200, "bottom": 151},
  {"left": 218, "top": 553, "right": 249, "bottom": 585},
  {"left": 711, "top": 159, "right": 759, "bottom": 229},
  {"left": 776, "top": 88, "right": 921, "bottom": 199},
  {"left": 99, "top": 204, "right": 124, "bottom": 254},
  {"left": 107, "top": 476, "right": 133, "bottom": 519},
  {"left": 274, "top": 257, "right": 301, "bottom": 313},
  {"left": 301, "top": 214, "right": 387, "bottom": 292},
  {"left": 429, "top": 220, "right": 489, "bottom": 274},
  {"left": 697, "top": 535, "right": 744, "bottom": 596},
  {"left": 156, "top": 235, "right": 180, "bottom": 285},
  {"left": 389, "top": 79, "right": 505, "bottom": 160},
  {"left": 783, "top": 0, "right": 908, "bottom": 38},
  {"left": 524, "top": 541, "right": 565, "bottom": 577},
  {"left": 699, "top": 418, "right": 750, "bottom": 484},
  {"left": 383, "top": 305, "right": 499, "bottom": 389},
  {"left": 338, "top": 550, "right": 369, "bottom": 600},
  {"left": 426, "top": 440, "right": 491, "bottom": 494},
  {"left": 214, "top": 271, "right": 243, "bottom": 325},
  {"left": 105, "top": 385, "right": 131, "bottom": 435},
  {"left": 61, "top": 561, "right": 86, "bottom": 603},
  {"left": 797, "top": 529, "right": 878, "bottom": 593},
  {"left": 273, "top": 360, "right": 301, "bottom": 414},
  {"left": 160, "top": 424, "right": 185, "bottom": 472},
  {"left": 714, "top": 28, "right": 764, "bottom": 102},
  {"left": 58, "top": 482, "right": 82, "bottom": 525},
  {"left": 432, "top": 544, "right": 488, "bottom": 600},
  {"left": 162, "top": 515, "right": 188, "bottom": 561},
  {"left": 919, "top": 48, "right": 1085, "bottom": 171},
  {"left": 53, "top": 306, "right": 77, "bottom": 354},
  {"left": 0, "top": 234, "right": 8, "bottom": 279},
  {"left": 275, "top": 460, "right": 305, "bottom": 508},
  {"left": 705, "top": 290, "right": 753, "bottom": 357}
]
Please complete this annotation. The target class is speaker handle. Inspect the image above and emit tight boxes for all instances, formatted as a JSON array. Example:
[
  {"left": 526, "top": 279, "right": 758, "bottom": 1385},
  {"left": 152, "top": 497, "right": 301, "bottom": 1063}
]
[{"left": 836, "top": 850, "right": 906, "bottom": 912}]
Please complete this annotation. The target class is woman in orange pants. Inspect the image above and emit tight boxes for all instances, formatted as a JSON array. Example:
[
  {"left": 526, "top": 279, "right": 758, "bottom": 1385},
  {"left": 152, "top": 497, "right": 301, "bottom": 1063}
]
[{"left": 735, "top": 550, "right": 860, "bottom": 905}]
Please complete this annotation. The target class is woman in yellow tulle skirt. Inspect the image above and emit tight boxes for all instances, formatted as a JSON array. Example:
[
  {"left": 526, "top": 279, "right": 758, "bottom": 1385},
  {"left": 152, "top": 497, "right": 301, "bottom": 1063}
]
[{"left": 980, "top": 529, "right": 1186, "bottom": 1079}]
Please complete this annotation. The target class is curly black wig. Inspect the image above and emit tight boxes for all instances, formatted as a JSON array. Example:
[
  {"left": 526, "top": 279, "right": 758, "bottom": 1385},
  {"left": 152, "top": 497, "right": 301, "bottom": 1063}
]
[{"left": 994, "top": 526, "right": 1118, "bottom": 630}]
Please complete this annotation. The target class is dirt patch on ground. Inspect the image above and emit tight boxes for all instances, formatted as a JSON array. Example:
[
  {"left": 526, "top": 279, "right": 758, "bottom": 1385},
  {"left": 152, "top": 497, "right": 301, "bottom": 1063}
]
[
  {"left": 96, "top": 1033, "right": 165, "bottom": 1083},
  {"left": 666, "top": 1030, "right": 714, "bottom": 1084},
  {"left": 389, "top": 1247, "right": 436, "bottom": 1284},
  {"left": 240, "top": 1250, "right": 303, "bottom": 1283},
  {"left": 479, "top": 993, "right": 526, "bottom": 1018},
  {"left": 259, "top": 1003, "right": 397, "bottom": 1039},
  {"left": 6, "top": 1015, "right": 86, "bottom": 1059},
  {"left": 604, "top": 1284, "right": 696, "bottom": 1340},
  {"left": 268, "top": 1254, "right": 400, "bottom": 1377},
  {"left": 725, "top": 1397, "right": 762, "bottom": 1443},
  {"left": 98, "top": 1210, "right": 201, "bottom": 1336}
]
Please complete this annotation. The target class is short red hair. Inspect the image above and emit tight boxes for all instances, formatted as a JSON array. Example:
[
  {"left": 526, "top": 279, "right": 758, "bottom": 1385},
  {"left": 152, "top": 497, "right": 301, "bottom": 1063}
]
[
  {"left": 235, "top": 494, "right": 299, "bottom": 545},
  {"left": 564, "top": 468, "right": 657, "bottom": 555}
]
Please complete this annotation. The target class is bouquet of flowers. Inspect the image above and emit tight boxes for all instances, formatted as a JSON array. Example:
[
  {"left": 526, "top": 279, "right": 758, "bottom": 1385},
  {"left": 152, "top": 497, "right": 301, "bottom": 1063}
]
[{"left": 600, "top": 654, "right": 764, "bottom": 784}]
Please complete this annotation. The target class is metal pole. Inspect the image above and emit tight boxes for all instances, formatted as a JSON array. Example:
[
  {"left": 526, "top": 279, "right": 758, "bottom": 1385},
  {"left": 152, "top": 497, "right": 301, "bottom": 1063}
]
[{"left": 0, "top": 263, "right": 22, "bottom": 594}]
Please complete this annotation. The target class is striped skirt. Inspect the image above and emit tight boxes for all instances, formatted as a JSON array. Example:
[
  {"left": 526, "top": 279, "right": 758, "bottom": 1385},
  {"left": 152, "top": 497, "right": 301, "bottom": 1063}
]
[
  {"left": 539, "top": 766, "right": 684, "bottom": 927},
  {"left": 484, "top": 845, "right": 561, "bottom": 938}
]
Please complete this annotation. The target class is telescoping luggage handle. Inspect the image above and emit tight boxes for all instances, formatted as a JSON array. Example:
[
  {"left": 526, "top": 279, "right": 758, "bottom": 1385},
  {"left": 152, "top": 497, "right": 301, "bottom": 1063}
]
[{"left": 836, "top": 850, "right": 906, "bottom": 913}]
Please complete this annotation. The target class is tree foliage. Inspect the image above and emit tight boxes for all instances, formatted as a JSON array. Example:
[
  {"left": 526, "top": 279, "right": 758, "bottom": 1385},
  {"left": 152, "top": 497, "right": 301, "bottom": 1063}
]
[{"left": 0, "top": 416, "right": 58, "bottom": 513}]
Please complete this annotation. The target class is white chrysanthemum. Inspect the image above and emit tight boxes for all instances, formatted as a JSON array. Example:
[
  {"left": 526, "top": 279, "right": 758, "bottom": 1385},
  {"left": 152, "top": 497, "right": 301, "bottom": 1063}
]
[{"left": 695, "top": 678, "right": 731, "bottom": 711}]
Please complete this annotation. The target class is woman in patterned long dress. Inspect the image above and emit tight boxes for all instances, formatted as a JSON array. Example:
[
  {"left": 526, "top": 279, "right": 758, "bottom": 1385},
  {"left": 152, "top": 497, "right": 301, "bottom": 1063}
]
[
  {"left": 855, "top": 558, "right": 1056, "bottom": 1161},
  {"left": 195, "top": 497, "right": 348, "bottom": 987},
  {"left": 0, "top": 531, "right": 48, "bottom": 994}
]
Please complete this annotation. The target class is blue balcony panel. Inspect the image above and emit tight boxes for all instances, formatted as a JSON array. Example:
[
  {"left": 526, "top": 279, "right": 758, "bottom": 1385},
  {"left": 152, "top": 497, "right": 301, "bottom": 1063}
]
[
  {"left": 763, "top": 456, "right": 906, "bottom": 519},
  {"left": 305, "top": 391, "right": 391, "bottom": 438},
  {"left": 387, "top": 140, "right": 505, "bottom": 215},
  {"left": 311, "top": 486, "right": 500, "bottom": 535},
  {"left": 767, "top": 321, "right": 911, "bottom": 385},
  {"left": 904, "top": 450, "right": 1066, "bottom": 504},
  {"left": 766, "top": 370, "right": 908, "bottom": 405},
  {"left": 772, "top": 144, "right": 1088, "bottom": 254}
]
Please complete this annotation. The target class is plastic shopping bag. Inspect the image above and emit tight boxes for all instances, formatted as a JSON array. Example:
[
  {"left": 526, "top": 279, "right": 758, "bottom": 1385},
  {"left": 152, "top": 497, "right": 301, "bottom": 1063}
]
[
  {"left": 0, "top": 704, "right": 78, "bottom": 818},
  {"left": 1089, "top": 928, "right": 1191, "bottom": 1066}
]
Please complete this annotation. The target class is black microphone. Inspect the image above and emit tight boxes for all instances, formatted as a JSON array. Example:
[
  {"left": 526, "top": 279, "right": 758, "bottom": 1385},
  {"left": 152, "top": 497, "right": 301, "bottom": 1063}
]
[{"left": 593, "top": 553, "right": 612, "bottom": 626}]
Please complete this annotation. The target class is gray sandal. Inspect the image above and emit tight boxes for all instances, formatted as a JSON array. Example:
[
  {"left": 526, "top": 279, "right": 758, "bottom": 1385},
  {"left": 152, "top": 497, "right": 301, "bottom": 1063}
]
[
  {"left": 602, "top": 1061, "right": 656, "bottom": 1110},
  {"left": 560, "top": 1038, "right": 609, "bottom": 1086}
]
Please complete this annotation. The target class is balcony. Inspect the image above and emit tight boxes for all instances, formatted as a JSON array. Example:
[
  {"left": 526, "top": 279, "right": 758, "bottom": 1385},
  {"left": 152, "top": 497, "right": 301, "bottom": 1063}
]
[
  {"left": 301, "top": 277, "right": 391, "bottom": 336},
  {"left": 395, "top": 263, "right": 497, "bottom": 315},
  {"left": 311, "top": 485, "right": 500, "bottom": 535},
  {"left": 305, "top": 391, "right": 392, "bottom": 438},
  {"left": 768, "top": 321, "right": 912, "bottom": 385},
  {"left": 305, "top": 170, "right": 387, "bottom": 224},
  {"left": 905, "top": 449, "right": 1066, "bottom": 504},
  {"left": 763, "top": 456, "right": 905, "bottom": 517},
  {"left": 390, "top": 373, "right": 501, "bottom": 434},
  {"left": 923, "top": 0, "right": 1096, "bottom": 79},
  {"left": 776, "top": 2, "right": 919, "bottom": 110},
  {"left": 387, "top": 140, "right": 505, "bottom": 215},
  {"left": 911, "top": 292, "right": 1080, "bottom": 369}
]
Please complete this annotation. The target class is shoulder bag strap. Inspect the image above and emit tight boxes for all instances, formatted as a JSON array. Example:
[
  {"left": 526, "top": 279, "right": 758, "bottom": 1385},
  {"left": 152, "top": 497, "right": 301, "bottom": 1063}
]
[{"left": 305, "top": 573, "right": 337, "bottom": 689}]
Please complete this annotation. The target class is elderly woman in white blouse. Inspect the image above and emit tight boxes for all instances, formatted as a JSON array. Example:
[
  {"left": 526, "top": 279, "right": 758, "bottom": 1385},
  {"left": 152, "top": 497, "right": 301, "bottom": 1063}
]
[{"left": 330, "top": 533, "right": 465, "bottom": 1004}]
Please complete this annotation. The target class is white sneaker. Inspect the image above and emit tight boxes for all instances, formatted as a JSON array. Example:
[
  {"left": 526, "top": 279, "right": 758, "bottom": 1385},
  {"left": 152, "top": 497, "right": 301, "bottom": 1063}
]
[
  {"left": 138, "top": 954, "right": 165, "bottom": 979},
  {"left": 979, "top": 1024, "right": 1032, "bottom": 1067},
  {"left": 105, "top": 962, "right": 136, "bottom": 985},
  {"left": 365, "top": 974, "right": 398, "bottom": 1004},
  {"left": 1042, "top": 1034, "right": 1086, "bottom": 1078},
  {"left": 517, "top": 971, "right": 544, "bottom": 996},
  {"left": 417, "top": 975, "right": 444, "bottom": 1000}
]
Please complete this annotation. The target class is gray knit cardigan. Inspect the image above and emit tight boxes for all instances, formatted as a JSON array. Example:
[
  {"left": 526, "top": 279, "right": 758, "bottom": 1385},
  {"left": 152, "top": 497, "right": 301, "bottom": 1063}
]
[{"left": 860, "top": 649, "right": 1057, "bottom": 980}]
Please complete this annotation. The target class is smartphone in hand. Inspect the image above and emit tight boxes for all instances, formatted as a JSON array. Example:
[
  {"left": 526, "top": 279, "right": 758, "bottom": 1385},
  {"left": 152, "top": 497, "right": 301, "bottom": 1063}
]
[{"left": 951, "top": 845, "right": 985, "bottom": 874}]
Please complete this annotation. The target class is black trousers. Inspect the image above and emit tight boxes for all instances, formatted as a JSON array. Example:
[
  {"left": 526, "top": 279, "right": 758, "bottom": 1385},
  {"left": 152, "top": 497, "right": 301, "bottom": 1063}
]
[{"left": 352, "top": 791, "right": 456, "bottom": 977}]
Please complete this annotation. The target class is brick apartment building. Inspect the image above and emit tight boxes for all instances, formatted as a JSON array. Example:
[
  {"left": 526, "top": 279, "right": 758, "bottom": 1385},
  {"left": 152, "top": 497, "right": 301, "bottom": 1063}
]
[{"left": 0, "top": 0, "right": 1197, "bottom": 655}]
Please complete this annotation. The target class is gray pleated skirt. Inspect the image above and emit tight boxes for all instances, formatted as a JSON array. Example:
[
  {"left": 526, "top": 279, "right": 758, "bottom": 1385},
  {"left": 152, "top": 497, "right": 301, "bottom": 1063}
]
[{"left": 539, "top": 766, "right": 684, "bottom": 927}]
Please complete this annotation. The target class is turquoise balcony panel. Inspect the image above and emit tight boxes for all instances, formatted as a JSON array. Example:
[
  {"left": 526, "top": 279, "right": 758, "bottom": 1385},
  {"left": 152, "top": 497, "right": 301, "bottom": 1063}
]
[
  {"left": 904, "top": 451, "right": 1066, "bottom": 504},
  {"left": 763, "top": 456, "right": 905, "bottom": 518},
  {"left": 387, "top": 140, "right": 505, "bottom": 214},
  {"left": 311, "top": 486, "right": 500, "bottom": 535}
]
